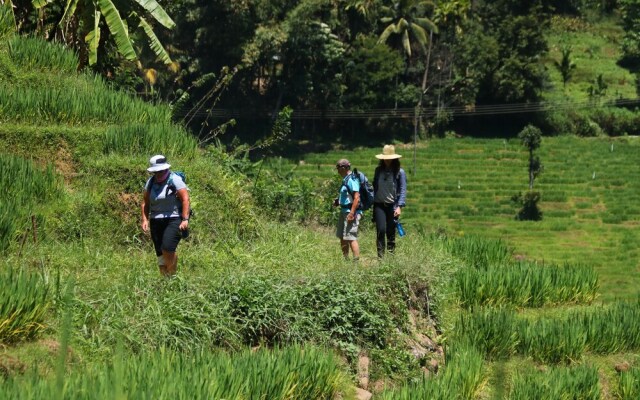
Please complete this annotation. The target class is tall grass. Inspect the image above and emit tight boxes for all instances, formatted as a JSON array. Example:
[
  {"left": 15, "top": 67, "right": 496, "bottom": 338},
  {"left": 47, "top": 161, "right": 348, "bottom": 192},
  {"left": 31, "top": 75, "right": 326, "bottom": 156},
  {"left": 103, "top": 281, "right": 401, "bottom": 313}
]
[
  {"left": 457, "top": 299, "right": 640, "bottom": 363},
  {"left": 457, "top": 261, "right": 599, "bottom": 308},
  {"left": 8, "top": 36, "right": 78, "bottom": 73},
  {"left": 103, "top": 123, "right": 198, "bottom": 158},
  {"left": 508, "top": 364, "right": 600, "bottom": 400},
  {"left": 378, "top": 343, "right": 486, "bottom": 400},
  {"left": 2, "top": 345, "right": 350, "bottom": 399},
  {"left": 0, "top": 267, "right": 50, "bottom": 343},
  {"left": 0, "top": 154, "right": 61, "bottom": 251},
  {"left": 435, "top": 234, "right": 513, "bottom": 269},
  {"left": 456, "top": 308, "right": 519, "bottom": 360},
  {"left": 0, "top": 75, "right": 170, "bottom": 125},
  {"left": 436, "top": 235, "right": 599, "bottom": 307},
  {"left": 617, "top": 366, "right": 640, "bottom": 400},
  {"left": 517, "top": 314, "right": 587, "bottom": 364}
]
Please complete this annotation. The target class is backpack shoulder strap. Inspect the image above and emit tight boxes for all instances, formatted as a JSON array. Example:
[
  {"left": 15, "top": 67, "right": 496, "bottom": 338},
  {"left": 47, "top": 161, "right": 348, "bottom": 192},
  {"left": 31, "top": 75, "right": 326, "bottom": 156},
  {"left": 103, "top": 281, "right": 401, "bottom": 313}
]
[{"left": 341, "top": 173, "right": 357, "bottom": 195}]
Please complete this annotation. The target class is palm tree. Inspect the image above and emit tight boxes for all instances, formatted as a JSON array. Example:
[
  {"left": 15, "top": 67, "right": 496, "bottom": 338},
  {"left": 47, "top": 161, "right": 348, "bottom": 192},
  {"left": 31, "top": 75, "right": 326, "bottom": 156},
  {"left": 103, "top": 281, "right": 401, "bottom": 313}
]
[
  {"left": 29, "top": 0, "right": 175, "bottom": 66},
  {"left": 378, "top": 0, "right": 438, "bottom": 60}
]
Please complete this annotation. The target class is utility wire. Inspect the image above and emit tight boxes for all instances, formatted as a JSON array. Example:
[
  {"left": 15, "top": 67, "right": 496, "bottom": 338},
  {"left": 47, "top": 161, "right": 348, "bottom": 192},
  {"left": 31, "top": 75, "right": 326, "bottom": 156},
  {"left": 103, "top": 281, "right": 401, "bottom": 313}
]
[{"left": 170, "top": 98, "right": 640, "bottom": 120}]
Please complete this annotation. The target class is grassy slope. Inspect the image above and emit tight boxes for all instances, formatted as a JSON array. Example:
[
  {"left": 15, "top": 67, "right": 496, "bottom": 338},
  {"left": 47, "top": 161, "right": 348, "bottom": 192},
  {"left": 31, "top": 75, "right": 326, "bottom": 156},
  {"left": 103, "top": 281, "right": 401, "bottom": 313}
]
[
  {"left": 288, "top": 136, "right": 640, "bottom": 302},
  {"left": 1, "top": 34, "right": 463, "bottom": 398},
  {"left": 543, "top": 14, "right": 636, "bottom": 102}
]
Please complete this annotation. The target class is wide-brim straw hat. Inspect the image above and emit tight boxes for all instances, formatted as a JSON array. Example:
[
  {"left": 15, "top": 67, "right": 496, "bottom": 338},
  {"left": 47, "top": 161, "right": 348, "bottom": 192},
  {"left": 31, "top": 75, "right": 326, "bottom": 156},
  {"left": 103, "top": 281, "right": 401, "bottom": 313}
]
[
  {"left": 147, "top": 154, "right": 171, "bottom": 172},
  {"left": 375, "top": 145, "right": 402, "bottom": 160}
]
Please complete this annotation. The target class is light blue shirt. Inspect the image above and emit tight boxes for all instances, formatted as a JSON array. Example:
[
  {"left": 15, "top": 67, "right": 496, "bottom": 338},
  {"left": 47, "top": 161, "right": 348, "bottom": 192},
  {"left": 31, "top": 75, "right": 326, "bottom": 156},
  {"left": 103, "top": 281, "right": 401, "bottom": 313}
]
[
  {"left": 144, "top": 172, "right": 186, "bottom": 219},
  {"left": 339, "top": 173, "right": 362, "bottom": 214}
]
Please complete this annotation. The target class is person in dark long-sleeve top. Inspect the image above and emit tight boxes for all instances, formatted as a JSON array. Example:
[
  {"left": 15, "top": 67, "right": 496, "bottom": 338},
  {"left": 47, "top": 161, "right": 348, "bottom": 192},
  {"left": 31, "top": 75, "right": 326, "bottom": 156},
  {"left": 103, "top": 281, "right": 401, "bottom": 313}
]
[{"left": 372, "top": 145, "right": 407, "bottom": 258}]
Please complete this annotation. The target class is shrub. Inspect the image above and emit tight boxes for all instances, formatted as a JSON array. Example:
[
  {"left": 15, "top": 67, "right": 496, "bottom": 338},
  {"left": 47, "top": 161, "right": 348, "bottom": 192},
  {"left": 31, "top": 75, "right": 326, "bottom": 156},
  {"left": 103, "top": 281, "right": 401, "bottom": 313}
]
[{"left": 511, "top": 191, "right": 543, "bottom": 221}]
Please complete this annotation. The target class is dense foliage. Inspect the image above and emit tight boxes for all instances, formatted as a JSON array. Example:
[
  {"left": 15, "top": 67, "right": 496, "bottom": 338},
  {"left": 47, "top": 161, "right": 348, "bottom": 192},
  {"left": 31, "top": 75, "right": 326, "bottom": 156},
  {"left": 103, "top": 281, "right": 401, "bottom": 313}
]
[{"left": 10, "top": 0, "right": 639, "bottom": 144}]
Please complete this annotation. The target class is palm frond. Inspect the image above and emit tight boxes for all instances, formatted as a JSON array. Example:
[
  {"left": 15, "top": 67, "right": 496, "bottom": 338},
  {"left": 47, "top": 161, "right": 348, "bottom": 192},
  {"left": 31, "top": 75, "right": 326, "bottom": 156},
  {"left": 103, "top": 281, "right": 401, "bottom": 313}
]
[
  {"left": 32, "top": 0, "right": 51, "bottom": 8},
  {"left": 410, "top": 23, "right": 428, "bottom": 49},
  {"left": 414, "top": 17, "right": 438, "bottom": 34},
  {"left": 402, "top": 29, "right": 411, "bottom": 57},
  {"left": 378, "top": 24, "right": 396, "bottom": 44}
]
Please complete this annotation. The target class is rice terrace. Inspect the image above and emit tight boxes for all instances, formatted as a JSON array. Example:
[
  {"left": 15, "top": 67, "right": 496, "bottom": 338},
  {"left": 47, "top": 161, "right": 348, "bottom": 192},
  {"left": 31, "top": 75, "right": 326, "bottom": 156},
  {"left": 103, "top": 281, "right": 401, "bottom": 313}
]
[{"left": 2, "top": 1, "right": 640, "bottom": 399}]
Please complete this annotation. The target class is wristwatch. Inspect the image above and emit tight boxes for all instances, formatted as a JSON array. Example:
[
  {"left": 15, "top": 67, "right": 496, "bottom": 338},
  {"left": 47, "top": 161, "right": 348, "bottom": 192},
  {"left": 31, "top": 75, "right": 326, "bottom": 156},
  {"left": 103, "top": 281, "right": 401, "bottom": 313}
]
[{"left": 181, "top": 217, "right": 189, "bottom": 221}]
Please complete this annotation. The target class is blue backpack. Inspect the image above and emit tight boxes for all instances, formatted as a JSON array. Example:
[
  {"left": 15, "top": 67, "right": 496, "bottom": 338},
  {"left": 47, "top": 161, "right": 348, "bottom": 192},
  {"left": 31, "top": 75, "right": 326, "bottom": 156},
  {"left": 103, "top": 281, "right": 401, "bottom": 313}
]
[{"left": 346, "top": 168, "right": 375, "bottom": 211}]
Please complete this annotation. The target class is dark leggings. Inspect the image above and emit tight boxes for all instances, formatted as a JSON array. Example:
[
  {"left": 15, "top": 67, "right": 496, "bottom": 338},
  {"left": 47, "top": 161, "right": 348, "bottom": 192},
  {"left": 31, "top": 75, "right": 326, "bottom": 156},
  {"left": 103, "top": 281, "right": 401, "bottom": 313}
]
[{"left": 374, "top": 203, "right": 396, "bottom": 258}]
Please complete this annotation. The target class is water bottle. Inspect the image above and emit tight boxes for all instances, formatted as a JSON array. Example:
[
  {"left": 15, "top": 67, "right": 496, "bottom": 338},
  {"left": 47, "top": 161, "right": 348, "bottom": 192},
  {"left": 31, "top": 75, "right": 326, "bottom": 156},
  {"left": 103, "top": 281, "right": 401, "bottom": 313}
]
[{"left": 395, "top": 218, "right": 405, "bottom": 237}]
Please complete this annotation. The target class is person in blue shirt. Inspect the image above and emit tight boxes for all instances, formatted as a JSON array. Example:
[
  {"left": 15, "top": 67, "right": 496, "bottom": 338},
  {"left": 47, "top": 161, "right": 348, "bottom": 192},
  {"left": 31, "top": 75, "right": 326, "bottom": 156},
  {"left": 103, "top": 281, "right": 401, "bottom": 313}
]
[
  {"left": 373, "top": 145, "right": 407, "bottom": 258},
  {"left": 333, "top": 159, "right": 361, "bottom": 261}
]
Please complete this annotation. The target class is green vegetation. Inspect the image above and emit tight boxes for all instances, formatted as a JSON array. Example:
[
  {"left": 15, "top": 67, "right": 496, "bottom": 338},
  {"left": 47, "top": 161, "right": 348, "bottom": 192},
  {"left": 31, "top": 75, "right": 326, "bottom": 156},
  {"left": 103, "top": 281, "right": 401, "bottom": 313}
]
[
  {"left": 290, "top": 137, "right": 640, "bottom": 301},
  {"left": 509, "top": 364, "right": 601, "bottom": 400},
  {"left": 0, "top": 153, "right": 61, "bottom": 251},
  {"left": 0, "top": 268, "right": 50, "bottom": 343},
  {"left": 2, "top": 15, "right": 640, "bottom": 400},
  {"left": 617, "top": 366, "right": 640, "bottom": 399},
  {"left": 2, "top": 345, "right": 350, "bottom": 399},
  {"left": 379, "top": 343, "right": 486, "bottom": 400},
  {"left": 457, "top": 300, "right": 640, "bottom": 363}
]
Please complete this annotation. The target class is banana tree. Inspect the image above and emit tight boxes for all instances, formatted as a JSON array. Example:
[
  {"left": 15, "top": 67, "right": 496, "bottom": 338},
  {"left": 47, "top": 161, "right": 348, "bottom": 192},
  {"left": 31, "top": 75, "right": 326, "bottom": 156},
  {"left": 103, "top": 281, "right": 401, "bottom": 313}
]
[{"left": 31, "top": 0, "right": 175, "bottom": 66}]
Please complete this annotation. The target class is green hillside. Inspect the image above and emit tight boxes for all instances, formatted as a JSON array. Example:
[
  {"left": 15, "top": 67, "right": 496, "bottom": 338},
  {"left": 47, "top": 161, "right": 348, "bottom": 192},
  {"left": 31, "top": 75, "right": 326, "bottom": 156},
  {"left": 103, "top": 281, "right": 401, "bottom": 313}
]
[{"left": 3, "top": 27, "right": 640, "bottom": 400}]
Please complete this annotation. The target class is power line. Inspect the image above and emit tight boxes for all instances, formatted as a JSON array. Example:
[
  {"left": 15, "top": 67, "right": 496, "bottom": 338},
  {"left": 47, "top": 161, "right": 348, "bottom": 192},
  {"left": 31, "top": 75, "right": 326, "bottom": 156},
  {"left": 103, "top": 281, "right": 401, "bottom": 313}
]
[{"left": 170, "top": 97, "right": 640, "bottom": 120}]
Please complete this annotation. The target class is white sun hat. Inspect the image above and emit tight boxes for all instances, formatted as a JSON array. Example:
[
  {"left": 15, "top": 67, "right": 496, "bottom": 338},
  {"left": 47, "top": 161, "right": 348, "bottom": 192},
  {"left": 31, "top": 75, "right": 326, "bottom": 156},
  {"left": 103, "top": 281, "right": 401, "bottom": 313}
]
[
  {"left": 375, "top": 144, "right": 402, "bottom": 160},
  {"left": 147, "top": 154, "right": 171, "bottom": 172}
]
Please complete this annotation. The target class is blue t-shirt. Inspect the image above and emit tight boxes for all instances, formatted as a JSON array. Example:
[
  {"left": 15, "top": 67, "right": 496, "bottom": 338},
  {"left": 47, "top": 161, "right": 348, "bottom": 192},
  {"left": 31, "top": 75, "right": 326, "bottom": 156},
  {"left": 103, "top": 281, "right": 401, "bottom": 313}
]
[{"left": 339, "top": 173, "right": 362, "bottom": 214}]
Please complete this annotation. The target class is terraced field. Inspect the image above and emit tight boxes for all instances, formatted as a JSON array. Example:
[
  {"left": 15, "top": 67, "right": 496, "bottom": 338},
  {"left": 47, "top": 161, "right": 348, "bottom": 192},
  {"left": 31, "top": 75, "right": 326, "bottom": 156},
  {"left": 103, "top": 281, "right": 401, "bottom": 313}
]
[{"left": 286, "top": 136, "right": 640, "bottom": 301}]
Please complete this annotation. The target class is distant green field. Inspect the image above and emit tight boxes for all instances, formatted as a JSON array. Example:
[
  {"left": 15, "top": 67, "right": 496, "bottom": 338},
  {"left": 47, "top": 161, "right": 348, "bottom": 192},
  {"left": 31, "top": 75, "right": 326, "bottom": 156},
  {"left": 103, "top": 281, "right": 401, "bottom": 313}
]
[
  {"left": 280, "top": 136, "right": 640, "bottom": 301},
  {"left": 544, "top": 15, "right": 636, "bottom": 102}
]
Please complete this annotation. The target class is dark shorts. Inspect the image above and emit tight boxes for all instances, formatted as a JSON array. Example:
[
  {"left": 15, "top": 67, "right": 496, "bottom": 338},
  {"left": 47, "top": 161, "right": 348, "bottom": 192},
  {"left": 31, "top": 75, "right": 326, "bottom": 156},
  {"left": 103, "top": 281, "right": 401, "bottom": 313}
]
[{"left": 150, "top": 218, "right": 182, "bottom": 256}]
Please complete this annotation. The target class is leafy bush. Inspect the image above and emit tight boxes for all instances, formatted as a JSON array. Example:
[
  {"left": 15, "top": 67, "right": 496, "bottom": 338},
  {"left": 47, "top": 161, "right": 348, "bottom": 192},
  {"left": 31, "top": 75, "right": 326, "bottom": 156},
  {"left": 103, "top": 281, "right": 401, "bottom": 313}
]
[
  {"left": 512, "top": 191, "right": 543, "bottom": 221},
  {"left": 589, "top": 106, "right": 640, "bottom": 136}
]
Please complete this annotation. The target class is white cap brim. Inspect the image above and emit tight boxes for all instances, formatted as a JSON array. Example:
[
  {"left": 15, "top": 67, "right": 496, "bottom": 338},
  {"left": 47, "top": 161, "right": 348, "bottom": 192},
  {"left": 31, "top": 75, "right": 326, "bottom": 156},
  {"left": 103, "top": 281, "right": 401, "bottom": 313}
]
[{"left": 147, "top": 163, "right": 171, "bottom": 172}]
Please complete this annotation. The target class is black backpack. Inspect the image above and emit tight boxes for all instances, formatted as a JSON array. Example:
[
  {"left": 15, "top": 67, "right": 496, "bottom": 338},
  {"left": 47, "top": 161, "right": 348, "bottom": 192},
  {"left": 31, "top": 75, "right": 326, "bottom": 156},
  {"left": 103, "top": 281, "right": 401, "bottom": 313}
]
[{"left": 344, "top": 168, "right": 375, "bottom": 211}]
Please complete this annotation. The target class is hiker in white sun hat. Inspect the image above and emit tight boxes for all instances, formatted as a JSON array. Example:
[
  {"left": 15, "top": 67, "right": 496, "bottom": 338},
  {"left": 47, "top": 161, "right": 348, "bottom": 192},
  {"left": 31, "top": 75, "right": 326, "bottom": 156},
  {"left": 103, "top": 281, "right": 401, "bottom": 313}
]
[
  {"left": 372, "top": 145, "right": 407, "bottom": 258},
  {"left": 141, "top": 154, "right": 190, "bottom": 277}
]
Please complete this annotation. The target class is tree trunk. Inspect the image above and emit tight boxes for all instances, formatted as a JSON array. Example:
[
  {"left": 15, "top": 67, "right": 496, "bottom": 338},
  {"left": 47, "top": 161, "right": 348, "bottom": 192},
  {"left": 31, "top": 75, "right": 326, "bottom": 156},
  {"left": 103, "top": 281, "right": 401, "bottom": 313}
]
[
  {"left": 413, "top": 31, "right": 434, "bottom": 176},
  {"left": 529, "top": 149, "right": 534, "bottom": 190}
]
